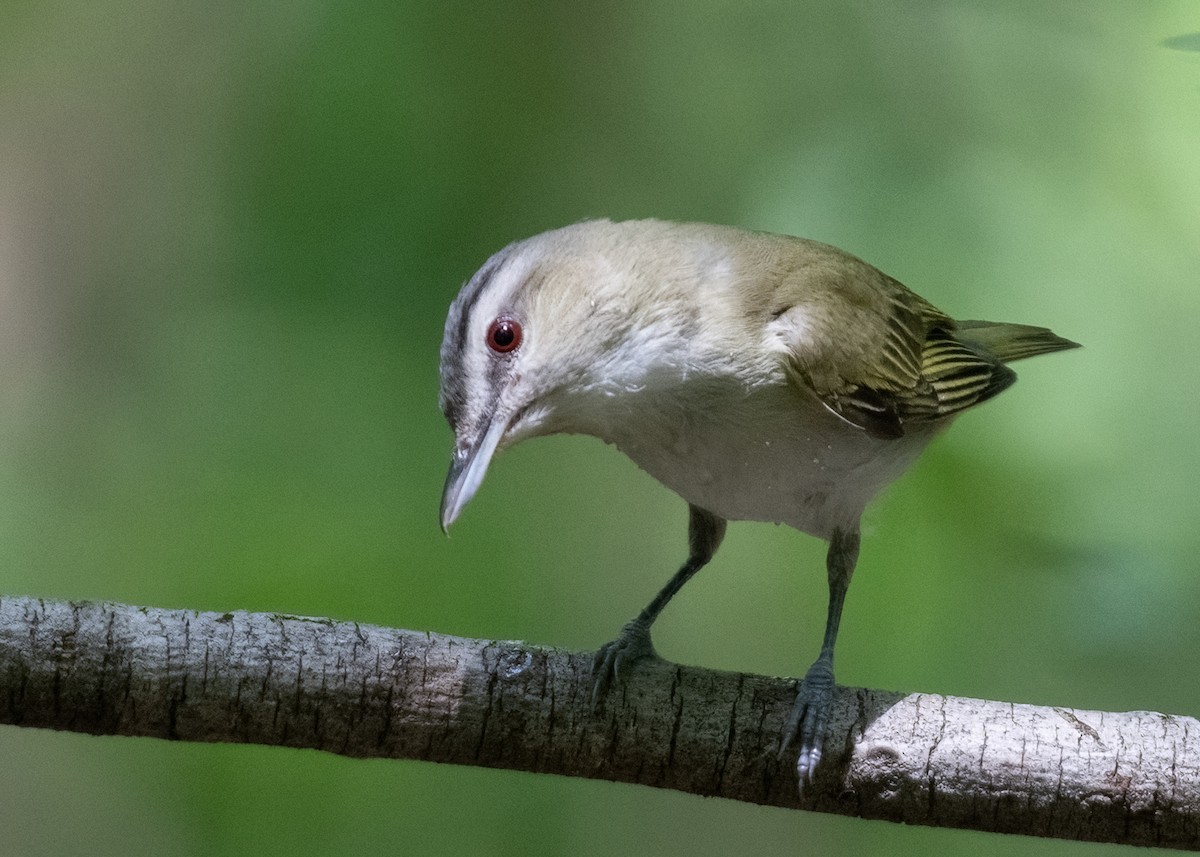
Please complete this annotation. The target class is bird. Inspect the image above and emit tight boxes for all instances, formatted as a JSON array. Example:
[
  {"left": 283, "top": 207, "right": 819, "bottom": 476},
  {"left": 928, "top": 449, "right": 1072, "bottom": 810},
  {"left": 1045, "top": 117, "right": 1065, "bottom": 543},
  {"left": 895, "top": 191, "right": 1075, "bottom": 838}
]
[{"left": 437, "top": 218, "right": 1078, "bottom": 787}]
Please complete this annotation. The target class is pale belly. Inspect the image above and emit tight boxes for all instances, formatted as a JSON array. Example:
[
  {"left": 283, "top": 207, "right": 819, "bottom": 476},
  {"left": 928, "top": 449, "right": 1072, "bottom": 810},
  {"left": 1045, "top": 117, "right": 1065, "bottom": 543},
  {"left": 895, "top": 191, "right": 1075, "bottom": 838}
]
[{"left": 607, "top": 384, "right": 941, "bottom": 539}]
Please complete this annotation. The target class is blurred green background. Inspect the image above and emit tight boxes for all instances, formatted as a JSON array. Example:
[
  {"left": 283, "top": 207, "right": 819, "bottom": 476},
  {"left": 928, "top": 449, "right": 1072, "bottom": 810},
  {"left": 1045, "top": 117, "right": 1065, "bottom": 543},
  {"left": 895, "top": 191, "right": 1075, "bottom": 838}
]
[{"left": 1, "top": 2, "right": 1198, "bottom": 855}]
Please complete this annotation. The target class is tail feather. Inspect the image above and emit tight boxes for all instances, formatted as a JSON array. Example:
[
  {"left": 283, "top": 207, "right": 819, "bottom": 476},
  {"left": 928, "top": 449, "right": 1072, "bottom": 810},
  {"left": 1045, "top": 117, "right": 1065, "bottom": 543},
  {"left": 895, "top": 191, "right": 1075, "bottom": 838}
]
[{"left": 955, "top": 320, "right": 1081, "bottom": 364}]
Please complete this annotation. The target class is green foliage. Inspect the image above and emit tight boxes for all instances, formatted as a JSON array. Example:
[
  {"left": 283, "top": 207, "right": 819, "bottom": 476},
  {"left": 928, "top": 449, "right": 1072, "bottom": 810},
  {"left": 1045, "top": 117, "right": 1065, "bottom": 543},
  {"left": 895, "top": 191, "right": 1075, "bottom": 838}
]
[{"left": 1, "top": 2, "right": 1198, "bottom": 855}]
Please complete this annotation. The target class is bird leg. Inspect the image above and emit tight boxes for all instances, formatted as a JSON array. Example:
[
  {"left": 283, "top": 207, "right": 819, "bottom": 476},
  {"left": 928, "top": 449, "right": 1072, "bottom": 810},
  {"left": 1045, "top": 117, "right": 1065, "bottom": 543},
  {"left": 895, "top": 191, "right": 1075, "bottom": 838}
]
[
  {"left": 782, "top": 525, "right": 860, "bottom": 785},
  {"left": 592, "top": 504, "right": 726, "bottom": 706}
]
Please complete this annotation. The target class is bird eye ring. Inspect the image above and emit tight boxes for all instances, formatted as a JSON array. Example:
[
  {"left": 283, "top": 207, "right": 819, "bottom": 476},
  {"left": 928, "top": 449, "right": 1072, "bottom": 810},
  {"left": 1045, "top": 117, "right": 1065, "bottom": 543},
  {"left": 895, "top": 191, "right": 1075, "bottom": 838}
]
[{"left": 486, "top": 316, "right": 523, "bottom": 354}]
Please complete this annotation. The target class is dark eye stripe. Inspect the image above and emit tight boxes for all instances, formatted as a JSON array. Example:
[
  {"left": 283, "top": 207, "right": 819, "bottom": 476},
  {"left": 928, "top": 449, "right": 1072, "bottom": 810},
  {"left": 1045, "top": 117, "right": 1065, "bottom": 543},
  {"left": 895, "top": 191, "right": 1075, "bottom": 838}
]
[{"left": 450, "top": 251, "right": 509, "bottom": 360}]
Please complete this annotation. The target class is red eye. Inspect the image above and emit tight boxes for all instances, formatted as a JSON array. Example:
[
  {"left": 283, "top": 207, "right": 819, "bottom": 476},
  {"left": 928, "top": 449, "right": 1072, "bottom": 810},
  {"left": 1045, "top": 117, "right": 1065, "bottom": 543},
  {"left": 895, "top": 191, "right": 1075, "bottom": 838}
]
[{"left": 486, "top": 316, "right": 522, "bottom": 354}]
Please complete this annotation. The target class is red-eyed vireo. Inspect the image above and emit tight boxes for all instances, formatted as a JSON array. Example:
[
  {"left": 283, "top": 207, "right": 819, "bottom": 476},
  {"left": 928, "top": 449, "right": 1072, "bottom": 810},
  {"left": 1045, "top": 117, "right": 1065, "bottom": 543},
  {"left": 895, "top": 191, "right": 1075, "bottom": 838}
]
[{"left": 438, "top": 219, "right": 1078, "bottom": 787}]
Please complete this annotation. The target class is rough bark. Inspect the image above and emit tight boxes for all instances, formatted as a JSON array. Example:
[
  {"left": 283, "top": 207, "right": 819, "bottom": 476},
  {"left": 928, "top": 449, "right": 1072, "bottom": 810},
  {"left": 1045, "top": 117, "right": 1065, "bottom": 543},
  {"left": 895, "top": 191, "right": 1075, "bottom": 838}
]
[{"left": 0, "top": 595, "right": 1196, "bottom": 849}]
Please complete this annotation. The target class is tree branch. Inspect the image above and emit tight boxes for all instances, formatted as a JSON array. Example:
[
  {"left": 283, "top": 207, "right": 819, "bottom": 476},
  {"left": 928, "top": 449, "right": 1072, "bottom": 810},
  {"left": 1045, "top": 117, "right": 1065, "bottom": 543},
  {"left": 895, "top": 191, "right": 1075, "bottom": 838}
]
[{"left": 0, "top": 595, "right": 1196, "bottom": 849}]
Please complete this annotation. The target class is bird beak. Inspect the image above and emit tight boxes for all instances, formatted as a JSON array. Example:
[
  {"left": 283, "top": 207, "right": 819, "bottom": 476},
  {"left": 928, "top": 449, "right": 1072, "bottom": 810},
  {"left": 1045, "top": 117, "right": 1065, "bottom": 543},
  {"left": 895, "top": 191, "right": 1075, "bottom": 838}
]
[{"left": 439, "top": 412, "right": 508, "bottom": 533}]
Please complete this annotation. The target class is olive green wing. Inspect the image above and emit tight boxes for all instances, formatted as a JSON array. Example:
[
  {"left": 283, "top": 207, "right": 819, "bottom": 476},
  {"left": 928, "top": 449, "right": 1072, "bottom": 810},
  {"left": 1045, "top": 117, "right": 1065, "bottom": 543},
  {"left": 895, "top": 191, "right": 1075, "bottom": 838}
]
[{"left": 772, "top": 261, "right": 1018, "bottom": 440}]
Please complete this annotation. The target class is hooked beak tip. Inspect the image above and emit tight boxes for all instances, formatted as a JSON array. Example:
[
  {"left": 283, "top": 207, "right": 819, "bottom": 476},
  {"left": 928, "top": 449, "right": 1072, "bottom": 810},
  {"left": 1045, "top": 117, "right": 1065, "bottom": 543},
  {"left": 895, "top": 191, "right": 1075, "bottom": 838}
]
[
  {"left": 438, "top": 413, "right": 507, "bottom": 535},
  {"left": 439, "top": 469, "right": 466, "bottom": 534},
  {"left": 438, "top": 503, "right": 457, "bottom": 536}
]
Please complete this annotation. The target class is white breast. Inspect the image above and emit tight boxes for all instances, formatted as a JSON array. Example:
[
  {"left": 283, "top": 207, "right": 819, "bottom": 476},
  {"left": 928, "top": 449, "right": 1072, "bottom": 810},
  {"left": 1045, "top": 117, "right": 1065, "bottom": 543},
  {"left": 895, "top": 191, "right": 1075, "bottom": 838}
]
[{"left": 604, "top": 380, "right": 940, "bottom": 539}]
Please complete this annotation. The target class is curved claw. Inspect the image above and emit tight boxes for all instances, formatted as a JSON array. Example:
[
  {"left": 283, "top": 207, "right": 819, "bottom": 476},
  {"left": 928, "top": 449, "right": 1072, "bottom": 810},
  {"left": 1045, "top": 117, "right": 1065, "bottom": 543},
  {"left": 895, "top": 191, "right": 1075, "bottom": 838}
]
[
  {"left": 591, "top": 617, "right": 657, "bottom": 708},
  {"left": 780, "top": 657, "right": 835, "bottom": 788}
]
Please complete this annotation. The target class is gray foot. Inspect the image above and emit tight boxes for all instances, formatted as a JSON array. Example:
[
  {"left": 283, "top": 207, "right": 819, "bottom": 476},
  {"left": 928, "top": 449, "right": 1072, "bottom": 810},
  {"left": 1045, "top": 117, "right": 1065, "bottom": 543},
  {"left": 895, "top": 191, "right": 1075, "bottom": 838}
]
[
  {"left": 781, "top": 657, "right": 835, "bottom": 786},
  {"left": 591, "top": 617, "right": 657, "bottom": 707}
]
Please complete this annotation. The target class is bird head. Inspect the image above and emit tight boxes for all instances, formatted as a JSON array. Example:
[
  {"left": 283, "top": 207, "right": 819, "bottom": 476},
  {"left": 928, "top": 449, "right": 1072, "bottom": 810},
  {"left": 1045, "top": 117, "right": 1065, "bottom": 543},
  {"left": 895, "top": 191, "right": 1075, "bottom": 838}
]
[
  {"left": 438, "top": 222, "right": 636, "bottom": 531},
  {"left": 437, "top": 219, "right": 756, "bottom": 531}
]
